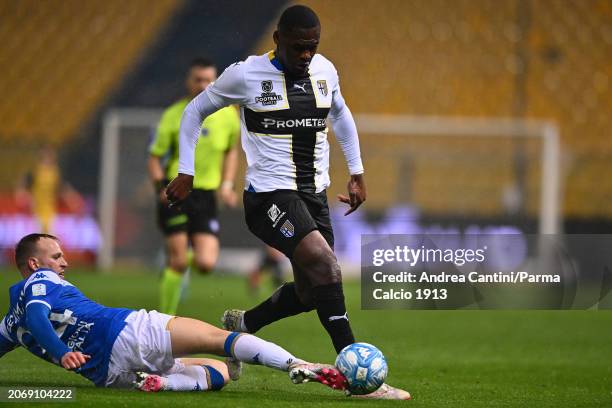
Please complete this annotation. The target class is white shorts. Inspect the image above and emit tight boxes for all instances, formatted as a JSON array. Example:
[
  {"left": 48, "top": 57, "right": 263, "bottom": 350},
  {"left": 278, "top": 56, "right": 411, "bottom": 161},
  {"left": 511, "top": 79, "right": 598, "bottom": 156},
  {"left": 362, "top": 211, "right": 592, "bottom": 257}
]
[{"left": 105, "top": 309, "right": 179, "bottom": 388}]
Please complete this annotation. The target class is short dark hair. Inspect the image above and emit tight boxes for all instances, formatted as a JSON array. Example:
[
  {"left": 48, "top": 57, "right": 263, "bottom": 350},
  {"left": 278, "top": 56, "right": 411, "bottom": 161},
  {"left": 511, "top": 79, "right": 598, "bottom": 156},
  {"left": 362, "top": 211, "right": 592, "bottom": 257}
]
[
  {"left": 278, "top": 5, "right": 320, "bottom": 33},
  {"left": 189, "top": 57, "right": 215, "bottom": 70},
  {"left": 15, "top": 233, "right": 59, "bottom": 269}
]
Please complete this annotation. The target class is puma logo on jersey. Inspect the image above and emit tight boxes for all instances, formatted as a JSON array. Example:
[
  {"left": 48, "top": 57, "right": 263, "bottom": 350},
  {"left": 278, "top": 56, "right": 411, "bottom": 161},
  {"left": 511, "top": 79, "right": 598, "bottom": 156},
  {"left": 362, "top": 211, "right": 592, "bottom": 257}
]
[
  {"left": 293, "top": 83, "right": 308, "bottom": 93},
  {"left": 328, "top": 312, "right": 348, "bottom": 322}
]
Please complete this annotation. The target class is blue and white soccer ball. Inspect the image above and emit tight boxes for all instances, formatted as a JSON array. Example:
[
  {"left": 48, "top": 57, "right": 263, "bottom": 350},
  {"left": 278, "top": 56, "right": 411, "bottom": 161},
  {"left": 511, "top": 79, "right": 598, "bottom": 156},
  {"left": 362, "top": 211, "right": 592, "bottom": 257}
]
[{"left": 335, "top": 342, "right": 388, "bottom": 395}]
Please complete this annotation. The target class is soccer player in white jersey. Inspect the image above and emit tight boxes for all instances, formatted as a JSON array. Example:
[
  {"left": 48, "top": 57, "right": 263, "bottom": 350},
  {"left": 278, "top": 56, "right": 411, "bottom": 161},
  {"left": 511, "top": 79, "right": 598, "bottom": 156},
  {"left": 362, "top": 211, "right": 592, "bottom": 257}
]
[
  {"left": 0, "top": 233, "right": 347, "bottom": 392},
  {"left": 166, "top": 5, "right": 410, "bottom": 400}
]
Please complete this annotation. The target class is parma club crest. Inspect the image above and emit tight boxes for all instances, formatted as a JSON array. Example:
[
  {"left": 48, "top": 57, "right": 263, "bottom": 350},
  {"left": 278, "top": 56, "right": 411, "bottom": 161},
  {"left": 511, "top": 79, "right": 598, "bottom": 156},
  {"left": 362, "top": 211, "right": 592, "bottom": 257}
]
[
  {"left": 317, "top": 79, "right": 328, "bottom": 96},
  {"left": 280, "top": 219, "right": 295, "bottom": 238}
]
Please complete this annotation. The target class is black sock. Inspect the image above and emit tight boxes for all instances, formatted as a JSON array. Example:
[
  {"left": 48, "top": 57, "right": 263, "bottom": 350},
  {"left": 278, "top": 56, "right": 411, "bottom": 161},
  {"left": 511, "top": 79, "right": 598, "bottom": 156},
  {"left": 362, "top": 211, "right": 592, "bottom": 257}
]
[
  {"left": 243, "top": 282, "right": 313, "bottom": 333},
  {"left": 312, "top": 282, "right": 355, "bottom": 354}
]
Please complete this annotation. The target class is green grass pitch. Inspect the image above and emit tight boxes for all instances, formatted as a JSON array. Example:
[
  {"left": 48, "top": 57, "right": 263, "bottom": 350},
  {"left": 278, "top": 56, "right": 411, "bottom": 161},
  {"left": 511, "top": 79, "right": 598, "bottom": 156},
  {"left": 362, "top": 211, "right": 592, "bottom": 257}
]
[{"left": 0, "top": 268, "right": 610, "bottom": 407}]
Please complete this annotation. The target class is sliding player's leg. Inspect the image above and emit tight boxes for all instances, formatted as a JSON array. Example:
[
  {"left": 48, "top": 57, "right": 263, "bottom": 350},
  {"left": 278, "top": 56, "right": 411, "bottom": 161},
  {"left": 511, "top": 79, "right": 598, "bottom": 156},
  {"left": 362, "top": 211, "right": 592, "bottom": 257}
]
[
  {"left": 135, "top": 357, "right": 229, "bottom": 392},
  {"left": 166, "top": 316, "right": 345, "bottom": 389},
  {"left": 168, "top": 316, "right": 301, "bottom": 370}
]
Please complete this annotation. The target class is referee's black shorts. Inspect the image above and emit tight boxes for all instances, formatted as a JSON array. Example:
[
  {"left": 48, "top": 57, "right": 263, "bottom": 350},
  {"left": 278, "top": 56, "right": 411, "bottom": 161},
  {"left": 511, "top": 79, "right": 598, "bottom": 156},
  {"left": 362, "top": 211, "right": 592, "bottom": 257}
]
[
  {"left": 243, "top": 189, "right": 334, "bottom": 258},
  {"left": 157, "top": 189, "right": 219, "bottom": 236}
]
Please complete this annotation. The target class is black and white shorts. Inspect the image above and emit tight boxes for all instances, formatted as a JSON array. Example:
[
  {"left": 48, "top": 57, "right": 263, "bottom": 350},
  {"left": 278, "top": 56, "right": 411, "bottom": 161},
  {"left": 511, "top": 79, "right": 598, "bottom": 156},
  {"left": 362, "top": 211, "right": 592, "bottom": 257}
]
[{"left": 243, "top": 190, "right": 334, "bottom": 258}]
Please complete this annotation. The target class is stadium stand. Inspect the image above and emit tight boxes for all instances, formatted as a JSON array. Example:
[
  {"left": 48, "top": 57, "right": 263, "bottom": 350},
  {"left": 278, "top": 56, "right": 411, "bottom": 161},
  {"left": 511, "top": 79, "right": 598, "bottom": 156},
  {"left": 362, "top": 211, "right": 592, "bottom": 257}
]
[
  {"left": 253, "top": 0, "right": 611, "bottom": 220},
  {"left": 0, "top": 0, "right": 181, "bottom": 187}
]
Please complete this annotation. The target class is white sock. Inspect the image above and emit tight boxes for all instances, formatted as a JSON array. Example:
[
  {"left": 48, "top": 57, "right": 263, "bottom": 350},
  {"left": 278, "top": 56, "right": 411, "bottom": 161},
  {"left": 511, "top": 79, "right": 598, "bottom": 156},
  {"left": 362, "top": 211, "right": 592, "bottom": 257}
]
[
  {"left": 231, "top": 334, "right": 304, "bottom": 371},
  {"left": 165, "top": 365, "right": 210, "bottom": 391}
]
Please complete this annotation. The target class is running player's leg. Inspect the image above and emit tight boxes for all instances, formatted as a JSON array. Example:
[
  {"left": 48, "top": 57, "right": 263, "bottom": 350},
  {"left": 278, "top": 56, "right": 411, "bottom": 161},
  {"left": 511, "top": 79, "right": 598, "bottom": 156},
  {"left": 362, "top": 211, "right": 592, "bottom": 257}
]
[
  {"left": 241, "top": 260, "right": 313, "bottom": 333},
  {"left": 238, "top": 191, "right": 317, "bottom": 333},
  {"left": 160, "top": 232, "right": 188, "bottom": 315},
  {"left": 294, "top": 193, "right": 355, "bottom": 354},
  {"left": 240, "top": 191, "right": 354, "bottom": 353},
  {"left": 292, "top": 231, "right": 355, "bottom": 354}
]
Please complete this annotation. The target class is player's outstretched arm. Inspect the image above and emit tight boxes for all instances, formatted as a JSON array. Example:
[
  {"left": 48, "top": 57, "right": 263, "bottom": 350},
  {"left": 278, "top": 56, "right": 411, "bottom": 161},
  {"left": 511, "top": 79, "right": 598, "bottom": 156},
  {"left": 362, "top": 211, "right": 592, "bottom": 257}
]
[
  {"left": 25, "top": 302, "right": 90, "bottom": 370},
  {"left": 329, "top": 85, "right": 366, "bottom": 215}
]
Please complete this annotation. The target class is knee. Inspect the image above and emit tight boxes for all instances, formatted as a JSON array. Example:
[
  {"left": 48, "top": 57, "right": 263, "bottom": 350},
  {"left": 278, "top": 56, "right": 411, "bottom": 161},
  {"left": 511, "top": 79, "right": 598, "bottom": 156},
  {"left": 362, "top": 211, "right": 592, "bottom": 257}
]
[{"left": 300, "top": 251, "right": 342, "bottom": 286}]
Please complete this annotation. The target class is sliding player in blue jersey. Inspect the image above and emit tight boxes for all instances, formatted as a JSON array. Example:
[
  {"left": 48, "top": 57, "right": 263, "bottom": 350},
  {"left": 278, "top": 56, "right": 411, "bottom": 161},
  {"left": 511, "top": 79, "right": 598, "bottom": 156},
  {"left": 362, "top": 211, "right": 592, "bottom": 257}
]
[{"left": 0, "top": 233, "right": 347, "bottom": 392}]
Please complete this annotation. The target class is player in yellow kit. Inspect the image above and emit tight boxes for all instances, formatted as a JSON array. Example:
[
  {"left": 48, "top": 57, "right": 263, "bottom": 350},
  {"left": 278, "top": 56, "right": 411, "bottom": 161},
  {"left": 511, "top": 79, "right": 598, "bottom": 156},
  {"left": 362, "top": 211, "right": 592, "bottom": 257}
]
[
  {"left": 148, "top": 58, "right": 240, "bottom": 315},
  {"left": 15, "top": 146, "right": 84, "bottom": 233}
]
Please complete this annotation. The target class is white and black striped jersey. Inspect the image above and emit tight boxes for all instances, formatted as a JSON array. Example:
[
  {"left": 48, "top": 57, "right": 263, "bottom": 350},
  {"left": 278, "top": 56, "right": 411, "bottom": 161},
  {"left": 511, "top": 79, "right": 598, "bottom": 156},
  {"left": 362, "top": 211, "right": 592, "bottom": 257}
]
[{"left": 178, "top": 51, "right": 363, "bottom": 193}]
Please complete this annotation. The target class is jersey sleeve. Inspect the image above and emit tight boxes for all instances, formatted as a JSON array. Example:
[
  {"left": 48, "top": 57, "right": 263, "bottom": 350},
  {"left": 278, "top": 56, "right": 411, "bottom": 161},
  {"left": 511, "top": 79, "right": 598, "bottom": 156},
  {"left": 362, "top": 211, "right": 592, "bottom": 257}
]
[
  {"left": 149, "top": 108, "right": 175, "bottom": 157},
  {"left": 23, "top": 270, "right": 63, "bottom": 310},
  {"left": 0, "top": 317, "right": 17, "bottom": 357},
  {"left": 205, "top": 62, "right": 249, "bottom": 108},
  {"left": 178, "top": 94, "right": 219, "bottom": 176},
  {"left": 178, "top": 61, "right": 249, "bottom": 175},
  {"left": 329, "top": 72, "right": 364, "bottom": 175},
  {"left": 25, "top": 302, "right": 70, "bottom": 362}
]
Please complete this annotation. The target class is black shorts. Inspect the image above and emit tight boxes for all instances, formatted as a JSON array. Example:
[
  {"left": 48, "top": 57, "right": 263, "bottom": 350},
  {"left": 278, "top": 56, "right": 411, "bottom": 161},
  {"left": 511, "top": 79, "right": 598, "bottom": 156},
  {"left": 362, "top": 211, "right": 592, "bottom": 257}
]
[
  {"left": 157, "top": 189, "right": 219, "bottom": 236},
  {"left": 244, "top": 189, "right": 334, "bottom": 258}
]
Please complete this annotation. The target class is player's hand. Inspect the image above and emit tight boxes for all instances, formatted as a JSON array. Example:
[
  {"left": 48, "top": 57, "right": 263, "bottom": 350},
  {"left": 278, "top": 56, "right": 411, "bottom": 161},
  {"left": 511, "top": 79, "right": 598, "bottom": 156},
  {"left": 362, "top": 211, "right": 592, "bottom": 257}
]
[
  {"left": 158, "top": 188, "right": 169, "bottom": 205},
  {"left": 166, "top": 173, "right": 193, "bottom": 206},
  {"left": 219, "top": 183, "right": 238, "bottom": 208},
  {"left": 60, "top": 351, "right": 91, "bottom": 371},
  {"left": 337, "top": 173, "right": 366, "bottom": 216}
]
